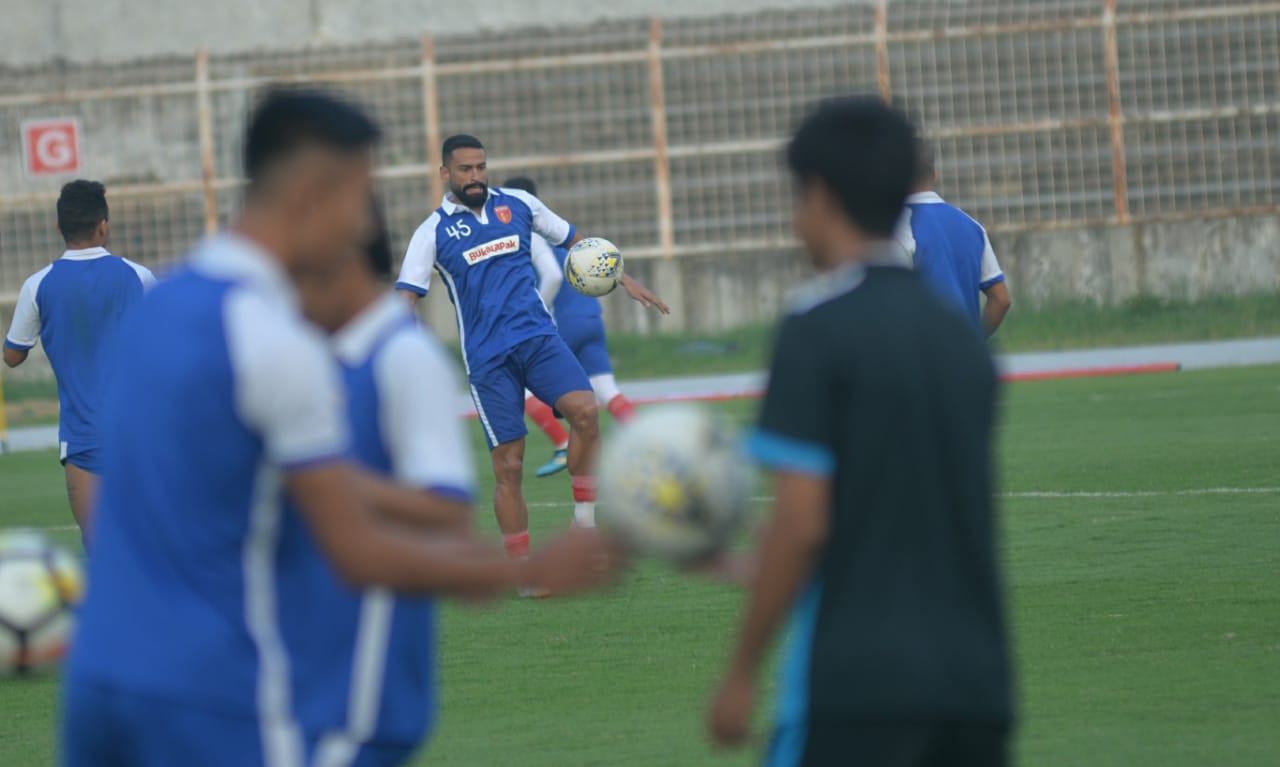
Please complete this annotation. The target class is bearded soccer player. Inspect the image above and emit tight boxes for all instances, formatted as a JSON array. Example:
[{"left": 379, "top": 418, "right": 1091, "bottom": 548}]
[{"left": 396, "top": 135, "right": 668, "bottom": 554}]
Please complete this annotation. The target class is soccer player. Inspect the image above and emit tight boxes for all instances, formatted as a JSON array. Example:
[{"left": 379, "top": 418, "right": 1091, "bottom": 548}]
[
  {"left": 62, "top": 91, "right": 609, "bottom": 767},
  {"left": 396, "top": 135, "right": 668, "bottom": 544},
  {"left": 3, "top": 180, "right": 154, "bottom": 539},
  {"left": 896, "top": 139, "right": 1012, "bottom": 336},
  {"left": 501, "top": 176, "right": 640, "bottom": 479},
  {"left": 281, "top": 199, "right": 478, "bottom": 766},
  {"left": 706, "top": 97, "right": 1012, "bottom": 766}
]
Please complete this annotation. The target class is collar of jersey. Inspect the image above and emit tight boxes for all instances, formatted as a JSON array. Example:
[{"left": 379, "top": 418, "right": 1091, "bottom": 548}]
[
  {"left": 439, "top": 188, "right": 498, "bottom": 216},
  {"left": 60, "top": 246, "right": 111, "bottom": 261},
  {"left": 906, "top": 191, "right": 946, "bottom": 205},
  {"left": 192, "top": 231, "right": 298, "bottom": 307},
  {"left": 331, "top": 291, "right": 408, "bottom": 365}
]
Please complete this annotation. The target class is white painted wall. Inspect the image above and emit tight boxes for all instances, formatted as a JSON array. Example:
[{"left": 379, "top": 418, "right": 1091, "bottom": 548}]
[{"left": 0, "top": 0, "right": 852, "bottom": 66}]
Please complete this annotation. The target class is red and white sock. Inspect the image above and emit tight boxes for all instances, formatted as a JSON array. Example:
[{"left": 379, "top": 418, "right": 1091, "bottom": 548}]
[
  {"left": 525, "top": 395, "right": 569, "bottom": 450},
  {"left": 590, "top": 374, "right": 636, "bottom": 424},
  {"left": 572, "top": 476, "right": 597, "bottom": 528},
  {"left": 606, "top": 395, "right": 637, "bottom": 424},
  {"left": 503, "top": 531, "right": 530, "bottom": 560}
]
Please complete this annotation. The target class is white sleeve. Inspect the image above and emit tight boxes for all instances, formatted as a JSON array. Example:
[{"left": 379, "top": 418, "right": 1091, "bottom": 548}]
[
  {"left": 504, "top": 189, "right": 574, "bottom": 248},
  {"left": 396, "top": 214, "right": 439, "bottom": 296},
  {"left": 978, "top": 228, "right": 1005, "bottom": 288},
  {"left": 227, "top": 290, "right": 349, "bottom": 469},
  {"left": 375, "top": 329, "right": 476, "bottom": 497},
  {"left": 4, "top": 269, "right": 48, "bottom": 350},
  {"left": 531, "top": 235, "right": 563, "bottom": 309},
  {"left": 124, "top": 259, "right": 157, "bottom": 290},
  {"left": 894, "top": 207, "right": 917, "bottom": 267}
]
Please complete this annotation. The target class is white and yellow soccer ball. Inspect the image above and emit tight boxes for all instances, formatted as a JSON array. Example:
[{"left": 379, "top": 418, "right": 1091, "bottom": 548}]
[
  {"left": 565, "top": 237, "right": 624, "bottom": 297},
  {"left": 0, "top": 529, "right": 84, "bottom": 675},
  {"left": 598, "top": 404, "right": 753, "bottom": 563}
]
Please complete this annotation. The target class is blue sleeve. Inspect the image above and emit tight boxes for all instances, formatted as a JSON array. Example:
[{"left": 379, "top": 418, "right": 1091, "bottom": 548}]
[{"left": 746, "top": 430, "right": 835, "bottom": 477}]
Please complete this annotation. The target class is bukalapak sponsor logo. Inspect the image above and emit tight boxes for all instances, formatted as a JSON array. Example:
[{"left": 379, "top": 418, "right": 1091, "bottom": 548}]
[{"left": 464, "top": 235, "right": 521, "bottom": 265}]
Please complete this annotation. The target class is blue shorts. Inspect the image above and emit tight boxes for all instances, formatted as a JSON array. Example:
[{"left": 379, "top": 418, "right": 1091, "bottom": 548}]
[
  {"left": 62, "top": 679, "right": 419, "bottom": 767},
  {"left": 470, "top": 334, "right": 591, "bottom": 450},
  {"left": 59, "top": 441, "right": 101, "bottom": 474},
  {"left": 63, "top": 679, "right": 270, "bottom": 767},
  {"left": 558, "top": 314, "right": 612, "bottom": 377}
]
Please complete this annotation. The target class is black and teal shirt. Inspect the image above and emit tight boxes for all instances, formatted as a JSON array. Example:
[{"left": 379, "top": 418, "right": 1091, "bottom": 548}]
[{"left": 747, "top": 260, "right": 1012, "bottom": 728}]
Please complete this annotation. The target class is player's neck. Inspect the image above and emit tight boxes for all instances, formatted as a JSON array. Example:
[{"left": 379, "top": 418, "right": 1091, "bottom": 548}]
[{"left": 233, "top": 211, "right": 294, "bottom": 270}]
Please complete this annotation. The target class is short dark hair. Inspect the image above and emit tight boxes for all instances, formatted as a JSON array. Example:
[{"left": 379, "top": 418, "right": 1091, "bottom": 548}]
[
  {"left": 364, "top": 196, "right": 393, "bottom": 282},
  {"left": 502, "top": 176, "right": 537, "bottom": 196},
  {"left": 243, "top": 89, "right": 381, "bottom": 184},
  {"left": 915, "top": 138, "right": 936, "bottom": 185},
  {"left": 57, "top": 180, "right": 108, "bottom": 244},
  {"left": 787, "top": 96, "right": 917, "bottom": 238},
  {"left": 442, "top": 134, "right": 484, "bottom": 163}
]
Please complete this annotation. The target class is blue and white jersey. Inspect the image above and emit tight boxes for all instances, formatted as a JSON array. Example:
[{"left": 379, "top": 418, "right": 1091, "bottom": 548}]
[
  {"left": 278, "top": 293, "right": 474, "bottom": 756},
  {"left": 896, "top": 191, "right": 1004, "bottom": 327},
  {"left": 4, "top": 247, "right": 154, "bottom": 454},
  {"left": 68, "top": 233, "right": 350, "bottom": 759},
  {"left": 396, "top": 188, "right": 575, "bottom": 373},
  {"left": 531, "top": 234, "right": 602, "bottom": 321}
]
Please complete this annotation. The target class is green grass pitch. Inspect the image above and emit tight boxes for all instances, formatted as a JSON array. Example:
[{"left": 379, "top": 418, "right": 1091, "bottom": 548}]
[{"left": 2, "top": 365, "right": 1278, "bottom": 765}]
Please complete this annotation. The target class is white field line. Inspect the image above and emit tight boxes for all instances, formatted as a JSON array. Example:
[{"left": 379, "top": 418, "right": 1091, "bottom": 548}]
[{"left": 23, "top": 487, "right": 1279, "bottom": 533}]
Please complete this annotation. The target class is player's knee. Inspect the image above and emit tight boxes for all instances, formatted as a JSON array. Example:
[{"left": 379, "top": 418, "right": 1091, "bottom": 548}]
[
  {"left": 566, "top": 400, "right": 600, "bottom": 437},
  {"left": 492, "top": 451, "right": 525, "bottom": 486}
]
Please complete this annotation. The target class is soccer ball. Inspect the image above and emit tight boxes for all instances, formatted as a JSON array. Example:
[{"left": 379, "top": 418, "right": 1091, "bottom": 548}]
[
  {"left": 598, "top": 405, "right": 753, "bottom": 563},
  {"left": 0, "top": 530, "right": 84, "bottom": 675},
  {"left": 565, "top": 237, "right": 624, "bottom": 297}
]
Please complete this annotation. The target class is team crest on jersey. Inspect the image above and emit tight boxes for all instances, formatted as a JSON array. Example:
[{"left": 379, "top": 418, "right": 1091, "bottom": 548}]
[
  {"left": 494, "top": 205, "right": 512, "bottom": 224},
  {"left": 463, "top": 235, "right": 521, "bottom": 265}
]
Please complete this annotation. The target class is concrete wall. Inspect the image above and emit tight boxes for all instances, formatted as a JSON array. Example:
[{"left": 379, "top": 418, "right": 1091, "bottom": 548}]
[{"left": 0, "top": 0, "right": 849, "bottom": 66}]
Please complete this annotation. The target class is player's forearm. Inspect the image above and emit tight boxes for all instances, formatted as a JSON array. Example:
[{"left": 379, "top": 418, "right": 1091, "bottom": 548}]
[
  {"left": 398, "top": 288, "right": 422, "bottom": 308},
  {"left": 354, "top": 469, "right": 470, "bottom": 531},
  {"left": 726, "top": 523, "right": 820, "bottom": 678},
  {"left": 726, "top": 473, "right": 829, "bottom": 677},
  {"left": 981, "top": 283, "right": 1012, "bottom": 336},
  {"left": 338, "top": 526, "right": 520, "bottom": 596}
]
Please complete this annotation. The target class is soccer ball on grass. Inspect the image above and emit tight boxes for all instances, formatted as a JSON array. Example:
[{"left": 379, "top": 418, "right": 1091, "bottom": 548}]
[{"left": 0, "top": 529, "right": 84, "bottom": 675}]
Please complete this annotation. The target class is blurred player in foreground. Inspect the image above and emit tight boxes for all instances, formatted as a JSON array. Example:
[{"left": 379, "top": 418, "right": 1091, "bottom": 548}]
[
  {"left": 397, "top": 135, "right": 667, "bottom": 551},
  {"left": 62, "top": 91, "right": 609, "bottom": 767},
  {"left": 3, "top": 180, "right": 154, "bottom": 539},
  {"left": 896, "top": 140, "right": 1012, "bottom": 336},
  {"left": 283, "top": 199, "right": 554, "bottom": 766},
  {"left": 501, "top": 176, "right": 641, "bottom": 479},
  {"left": 706, "top": 97, "right": 1012, "bottom": 766}
]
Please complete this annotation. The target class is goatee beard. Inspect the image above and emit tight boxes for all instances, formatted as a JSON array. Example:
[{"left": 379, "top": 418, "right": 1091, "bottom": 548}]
[{"left": 457, "top": 184, "right": 487, "bottom": 207}]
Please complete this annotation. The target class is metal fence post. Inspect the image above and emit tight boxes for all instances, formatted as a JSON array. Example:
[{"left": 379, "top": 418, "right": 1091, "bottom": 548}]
[
  {"left": 875, "top": 0, "right": 893, "bottom": 102},
  {"left": 422, "top": 35, "right": 443, "bottom": 207},
  {"left": 1102, "top": 0, "right": 1131, "bottom": 224},
  {"left": 195, "top": 49, "right": 219, "bottom": 234},
  {"left": 648, "top": 17, "right": 676, "bottom": 259}
]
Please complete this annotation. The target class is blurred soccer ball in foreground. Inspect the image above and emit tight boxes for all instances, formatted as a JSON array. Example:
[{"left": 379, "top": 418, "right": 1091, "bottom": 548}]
[
  {"left": 565, "top": 237, "right": 624, "bottom": 297},
  {"left": 598, "top": 405, "right": 753, "bottom": 563},
  {"left": 0, "top": 530, "right": 84, "bottom": 675}
]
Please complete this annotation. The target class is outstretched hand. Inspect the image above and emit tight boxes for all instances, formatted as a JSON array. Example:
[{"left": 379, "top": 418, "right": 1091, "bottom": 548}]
[
  {"left": 620, "top": 274, "right": 671, "bottom": 314},
  {"left": 524, "top": 527, "right": 627, "bottom": 597}
]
